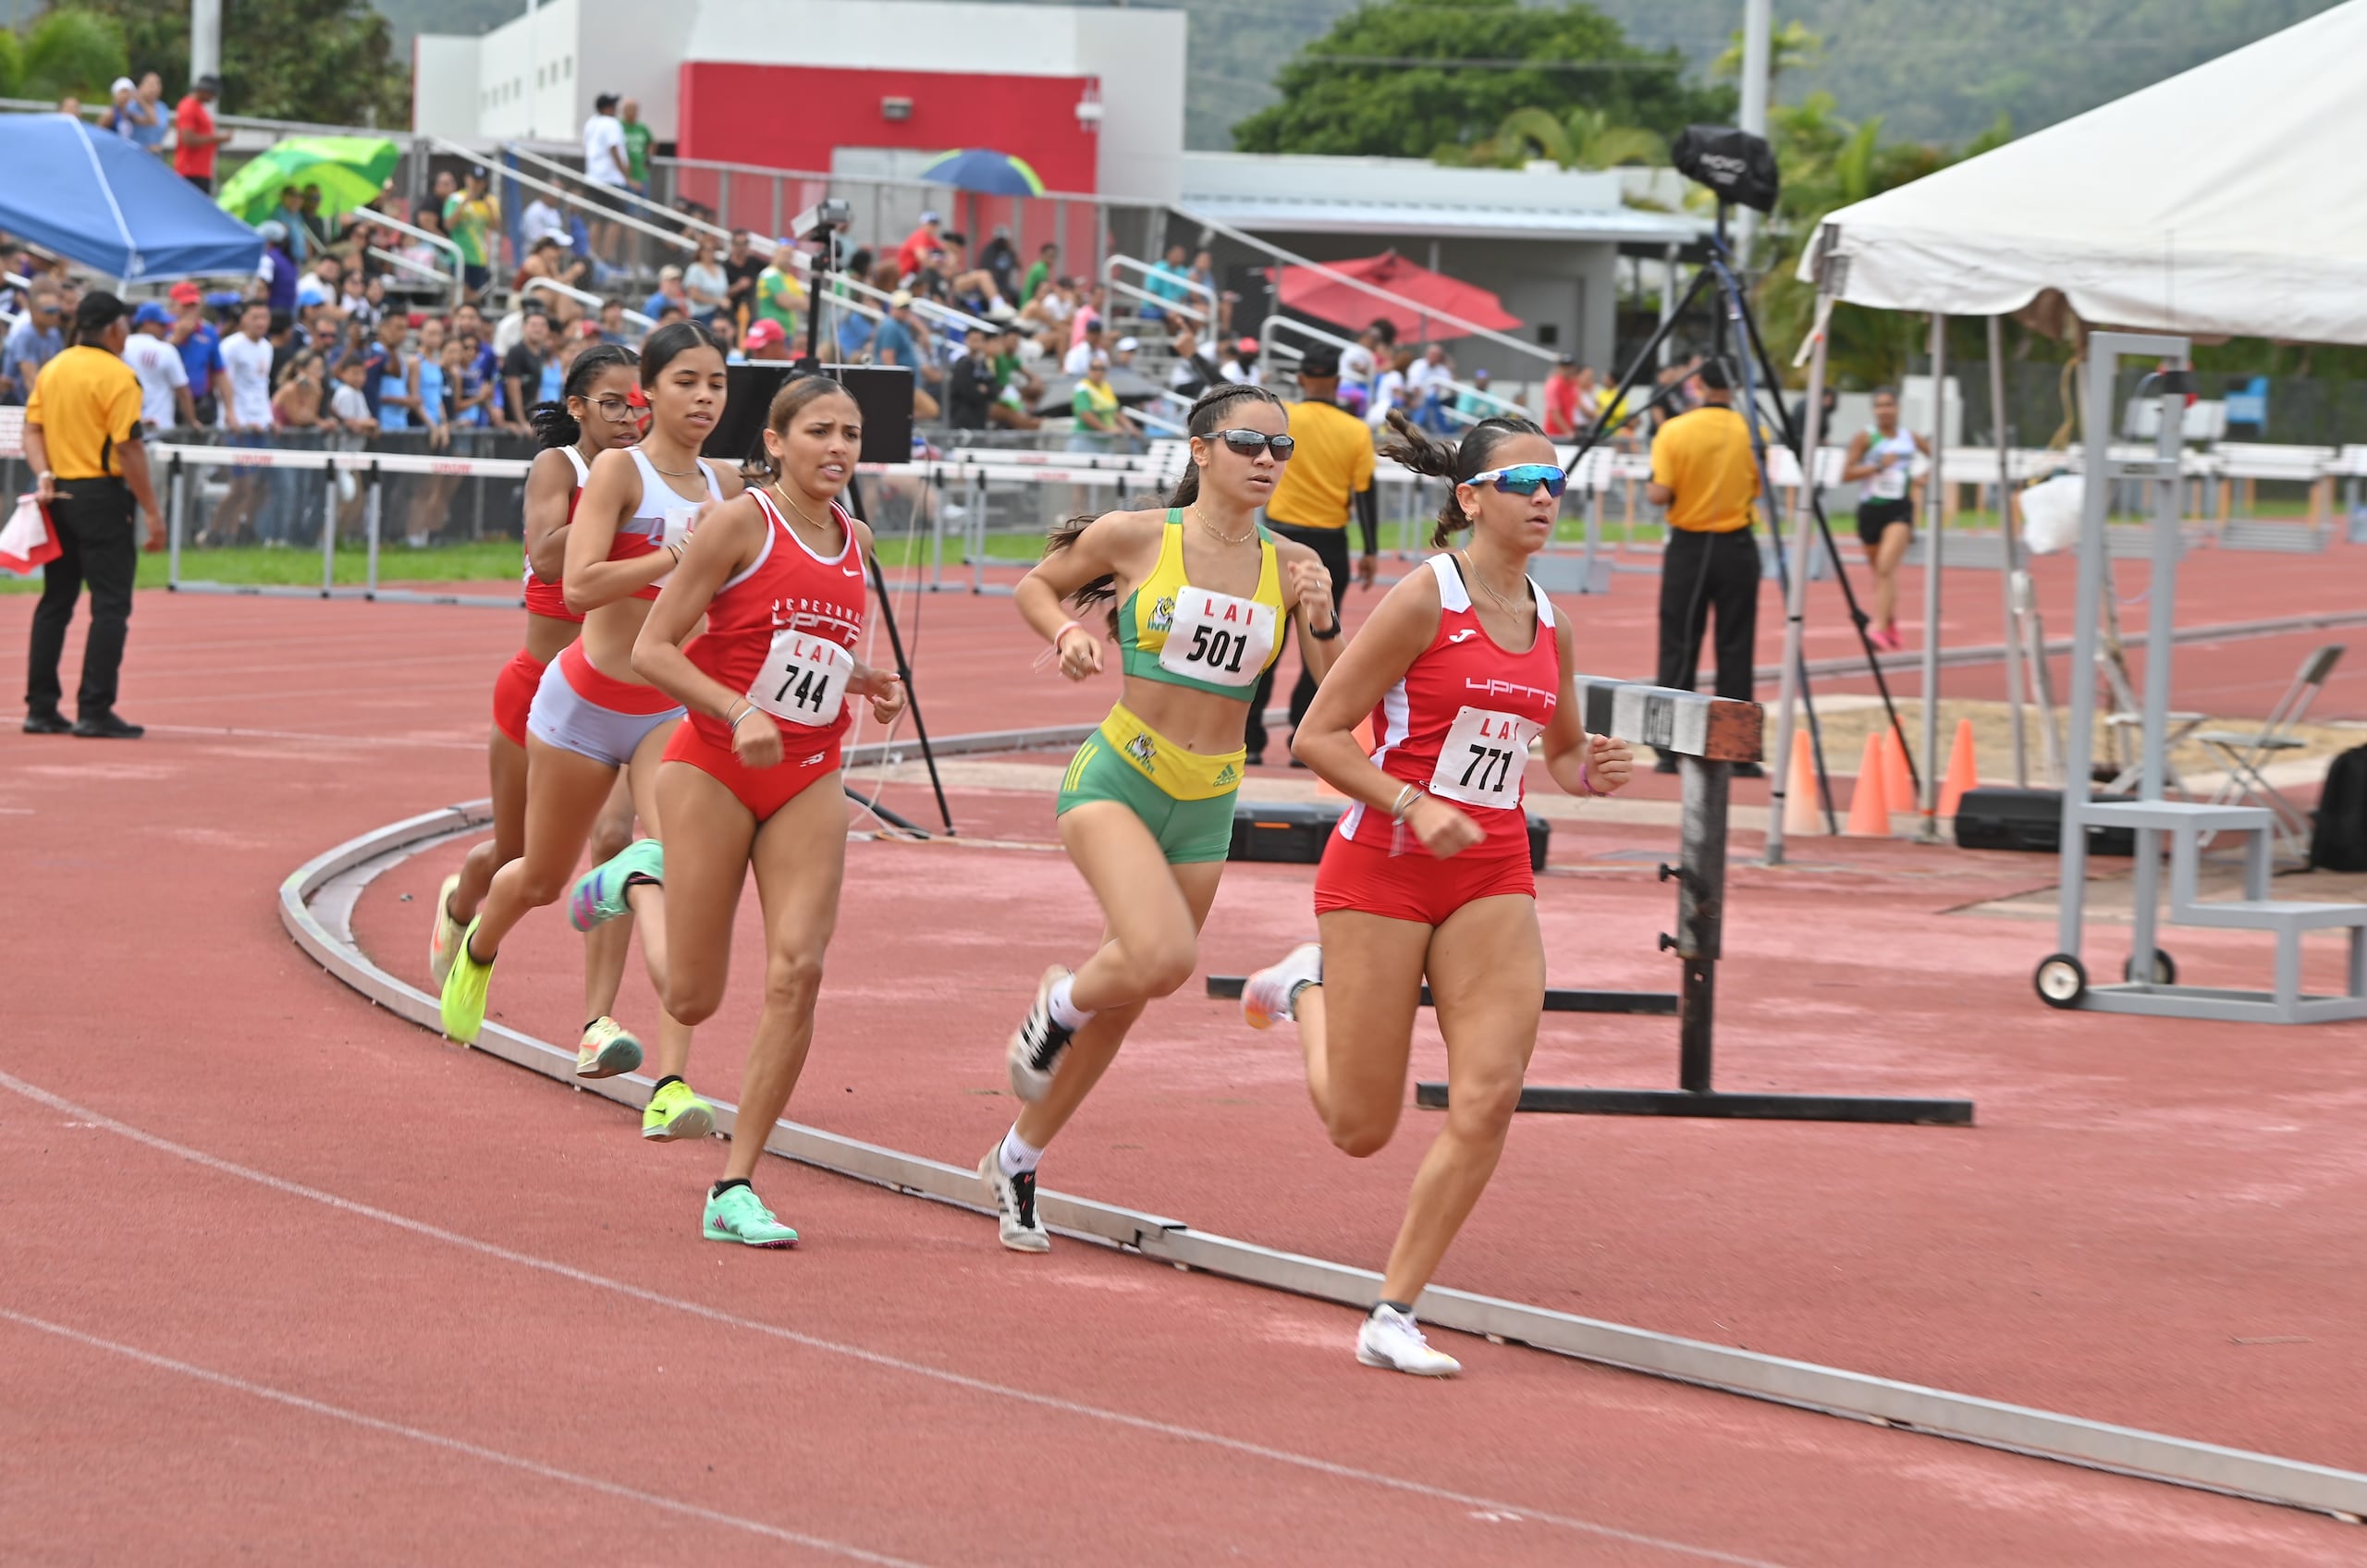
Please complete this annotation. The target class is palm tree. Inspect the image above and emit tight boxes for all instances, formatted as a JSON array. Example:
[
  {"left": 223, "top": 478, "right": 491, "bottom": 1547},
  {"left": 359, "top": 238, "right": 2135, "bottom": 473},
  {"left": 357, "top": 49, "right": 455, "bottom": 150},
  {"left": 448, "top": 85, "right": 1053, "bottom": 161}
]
[
  {"left": 1712, "top": 18, "right": 1823, "bottom": 88},
  {"left": 1435, "top": 104, "right": 1667, "bottom": 171}
]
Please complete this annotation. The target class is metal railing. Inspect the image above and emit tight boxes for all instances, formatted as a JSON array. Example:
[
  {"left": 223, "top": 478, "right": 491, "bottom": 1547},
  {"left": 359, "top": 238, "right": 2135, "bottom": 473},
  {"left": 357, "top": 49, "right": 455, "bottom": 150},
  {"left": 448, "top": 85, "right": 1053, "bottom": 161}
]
[
  {"left": 352, "top": 208, "right": 464, "bottom": 305},
  {"left": 427, "top": 135, "right": 697, "bottom": 268},
  {"left": 518, "top": 276, "right": 655, "bottom": 330},
  {"left": 1103, "top": 254, "right": 1214, "bottom": 328},
  {"left": 504, "top": 141, "right": 736, "bottom": 252}
]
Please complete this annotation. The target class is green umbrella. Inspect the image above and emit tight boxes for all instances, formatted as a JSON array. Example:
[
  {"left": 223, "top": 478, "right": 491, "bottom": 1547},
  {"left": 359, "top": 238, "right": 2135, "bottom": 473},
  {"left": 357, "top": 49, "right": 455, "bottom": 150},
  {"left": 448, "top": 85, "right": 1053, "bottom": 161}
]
[{"left": 216, "top": 136, "right": 400, "bottom": 227}]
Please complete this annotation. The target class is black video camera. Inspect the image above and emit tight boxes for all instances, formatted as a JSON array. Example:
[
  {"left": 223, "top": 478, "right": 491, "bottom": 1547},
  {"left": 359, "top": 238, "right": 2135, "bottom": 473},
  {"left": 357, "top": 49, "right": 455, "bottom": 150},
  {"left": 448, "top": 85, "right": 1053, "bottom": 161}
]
[{"left": 1673, "top": 126, "right": 1780, "bottom": 214}]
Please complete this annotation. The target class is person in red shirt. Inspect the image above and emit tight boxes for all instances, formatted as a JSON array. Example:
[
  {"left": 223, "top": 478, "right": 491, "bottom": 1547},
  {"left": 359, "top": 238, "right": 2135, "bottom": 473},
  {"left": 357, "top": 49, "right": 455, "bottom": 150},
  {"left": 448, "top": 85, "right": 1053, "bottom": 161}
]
[
  {"left": 173, "top": 76, "right": 223, "bottom": 192},
  {"left": 893, "top": 211, "right": 943, "bottom": 284},
  {"left": 1540, "top": 355, "right": 1581, "bottom": 438}
]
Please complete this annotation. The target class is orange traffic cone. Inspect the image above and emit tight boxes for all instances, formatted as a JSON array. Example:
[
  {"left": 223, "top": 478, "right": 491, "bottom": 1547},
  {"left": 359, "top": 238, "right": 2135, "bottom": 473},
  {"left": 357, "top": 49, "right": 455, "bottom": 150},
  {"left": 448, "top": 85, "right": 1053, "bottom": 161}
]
[
  {"left": 1880, "top": 724, "right": 1916, "bottom": 817},
  {"left": 1783, "top": 727, "right": 1823, "bottom": 837},
  {"left": 1315, "top": 717, "right": 1377, "bottom": 798},
  {"left": 1845, "top": 731, "right": 1890, "bottom": 836},
  {"left": 1938, "top": 717, "right": 1980, "bottom": 816}
]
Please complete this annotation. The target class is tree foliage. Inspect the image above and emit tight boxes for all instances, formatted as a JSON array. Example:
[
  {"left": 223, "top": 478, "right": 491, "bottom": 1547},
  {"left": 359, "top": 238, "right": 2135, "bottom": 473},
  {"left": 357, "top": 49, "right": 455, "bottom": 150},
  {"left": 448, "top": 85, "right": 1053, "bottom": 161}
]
[
  {"left": 72, "top": 0, "right": 407, "bottom": 128},
  {"left": 0, "top": 10, "right": 129, "bottom": 104},
  {"left": 1436, "top": 104, "right": 1667, "bottom": 170},
  {"left": 1749, "top": 92, "right": 2014, "bottom": 386},
  {"left": 1233, "top": 0, "right": 1734, "bottom": 157}
]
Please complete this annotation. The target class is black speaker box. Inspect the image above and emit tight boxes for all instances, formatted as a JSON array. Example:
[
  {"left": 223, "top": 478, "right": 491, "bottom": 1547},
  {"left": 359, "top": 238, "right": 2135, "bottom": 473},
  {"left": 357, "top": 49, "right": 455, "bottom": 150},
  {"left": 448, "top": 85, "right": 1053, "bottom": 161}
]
[
  {"left": 1953, "top": 787, "right": 2136, "bottom": 856},
  {"left": 705, "top": 363, "right": 914, "bottom": 470},
  {"left": 1230, "top": 800, "right": 1550, "bottom": 870}
]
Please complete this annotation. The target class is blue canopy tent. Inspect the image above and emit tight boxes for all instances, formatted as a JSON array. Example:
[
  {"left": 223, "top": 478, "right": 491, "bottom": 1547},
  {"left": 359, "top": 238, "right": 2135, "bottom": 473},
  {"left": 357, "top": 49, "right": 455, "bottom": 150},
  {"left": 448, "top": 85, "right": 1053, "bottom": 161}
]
[{"left": 0, "top": 114, "right": 263, "bottom": 283}]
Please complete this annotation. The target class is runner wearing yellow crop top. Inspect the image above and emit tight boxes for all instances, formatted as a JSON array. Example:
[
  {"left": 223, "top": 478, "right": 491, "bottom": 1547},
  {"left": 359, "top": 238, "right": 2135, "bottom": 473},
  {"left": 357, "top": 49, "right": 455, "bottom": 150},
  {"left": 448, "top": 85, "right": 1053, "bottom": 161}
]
[{"left": 976, "top": 383, "right": 1343, "bottom": 1253}]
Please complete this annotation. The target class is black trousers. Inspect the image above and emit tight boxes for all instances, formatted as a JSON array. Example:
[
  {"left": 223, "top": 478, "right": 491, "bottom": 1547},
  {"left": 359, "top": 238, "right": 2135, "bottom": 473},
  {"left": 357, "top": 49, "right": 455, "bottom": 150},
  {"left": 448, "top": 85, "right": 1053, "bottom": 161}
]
[
  {"left": 1654, "top": 527, "right": 1759, "bottom": 705},
  {"left": 1245, "top": 521, "right": 1350, "bottom": 761},
  {"left": 26, "top": 479, "right": 137, "bottom": 717}
]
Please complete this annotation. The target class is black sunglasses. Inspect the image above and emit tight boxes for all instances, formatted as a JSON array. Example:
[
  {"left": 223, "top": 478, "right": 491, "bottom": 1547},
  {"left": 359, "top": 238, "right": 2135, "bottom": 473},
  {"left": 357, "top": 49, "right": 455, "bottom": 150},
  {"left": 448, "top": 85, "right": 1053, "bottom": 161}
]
[{"left": 1212, "top": 428, "right": 1294, "bottom": 459}]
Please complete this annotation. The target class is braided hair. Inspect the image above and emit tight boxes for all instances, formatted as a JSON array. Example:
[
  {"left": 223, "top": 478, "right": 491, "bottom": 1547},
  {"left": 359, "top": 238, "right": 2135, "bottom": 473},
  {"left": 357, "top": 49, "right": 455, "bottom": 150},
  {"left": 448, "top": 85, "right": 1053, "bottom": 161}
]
[
  {"left": 1380, "top": 408, "right": 1549, "bottom": 548},
  {"left": 1045, "top": 380, "right": 1287, "bottom": 628}
]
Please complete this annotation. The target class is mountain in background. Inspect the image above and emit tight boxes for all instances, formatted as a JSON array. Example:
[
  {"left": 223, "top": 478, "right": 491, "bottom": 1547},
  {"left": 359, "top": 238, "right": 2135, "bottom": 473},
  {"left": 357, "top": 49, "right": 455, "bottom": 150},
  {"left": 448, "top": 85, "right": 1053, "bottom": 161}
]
[{"left": 370, "top": 0, "right": 2344, "bottom": 152}]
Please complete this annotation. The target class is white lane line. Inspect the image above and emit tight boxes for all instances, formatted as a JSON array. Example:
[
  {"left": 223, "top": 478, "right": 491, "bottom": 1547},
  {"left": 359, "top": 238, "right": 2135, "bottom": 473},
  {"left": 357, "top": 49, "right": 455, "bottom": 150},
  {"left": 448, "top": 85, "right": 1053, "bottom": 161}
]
[
  {"left": 0, "top": 1070, "right": 1787, "bottom": 1568},
  {"left": 149, "top": 723, "right": 484, "bottom": 751},
  {"left": 0, "top": 1308, "right": 933, "bottom": 1567}
]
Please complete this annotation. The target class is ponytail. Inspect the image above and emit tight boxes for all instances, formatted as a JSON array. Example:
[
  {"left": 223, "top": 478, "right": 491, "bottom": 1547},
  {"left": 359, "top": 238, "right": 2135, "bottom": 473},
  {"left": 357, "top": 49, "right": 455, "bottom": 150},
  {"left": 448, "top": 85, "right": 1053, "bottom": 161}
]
[
  {"left": 1046, "top": 379, "right": 1286, "bottom": 631},
  {"left": 1381, "top": 408, "right": 1548, "bottom": 548}
]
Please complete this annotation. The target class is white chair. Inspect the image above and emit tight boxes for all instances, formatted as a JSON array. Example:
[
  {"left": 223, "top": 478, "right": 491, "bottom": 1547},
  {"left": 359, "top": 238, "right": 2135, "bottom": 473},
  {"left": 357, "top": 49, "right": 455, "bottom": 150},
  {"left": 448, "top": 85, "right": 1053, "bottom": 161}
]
[{"left": 2196, "top": 643, "right": 2345, "bottom": 853}]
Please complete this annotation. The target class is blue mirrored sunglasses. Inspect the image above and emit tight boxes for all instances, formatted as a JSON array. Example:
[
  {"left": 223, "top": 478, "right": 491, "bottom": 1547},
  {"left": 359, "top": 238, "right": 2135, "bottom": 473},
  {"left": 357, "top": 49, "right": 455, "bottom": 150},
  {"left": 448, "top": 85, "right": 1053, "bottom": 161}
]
[{"left": 1467, "top": 463, "right": 1567, "bottom": 498}]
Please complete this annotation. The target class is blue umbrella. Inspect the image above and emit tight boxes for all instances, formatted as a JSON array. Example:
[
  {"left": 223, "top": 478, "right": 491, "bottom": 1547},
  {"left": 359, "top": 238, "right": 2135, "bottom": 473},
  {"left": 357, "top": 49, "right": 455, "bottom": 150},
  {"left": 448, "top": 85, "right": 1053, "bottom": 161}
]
[
  {"left": 914, "top": 149, "right": 1046, "bottom": 198},
  {"left": 0, "top": 113, "right": 264, "bottom": 281}
]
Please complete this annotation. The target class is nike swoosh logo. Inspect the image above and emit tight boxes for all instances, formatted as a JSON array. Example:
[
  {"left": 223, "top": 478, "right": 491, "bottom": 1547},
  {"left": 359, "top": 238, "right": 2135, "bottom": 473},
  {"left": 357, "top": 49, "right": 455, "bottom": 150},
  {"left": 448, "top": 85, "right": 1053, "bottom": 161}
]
[{"left": 842, "top": 568, "right": 863, "bottom": 577}]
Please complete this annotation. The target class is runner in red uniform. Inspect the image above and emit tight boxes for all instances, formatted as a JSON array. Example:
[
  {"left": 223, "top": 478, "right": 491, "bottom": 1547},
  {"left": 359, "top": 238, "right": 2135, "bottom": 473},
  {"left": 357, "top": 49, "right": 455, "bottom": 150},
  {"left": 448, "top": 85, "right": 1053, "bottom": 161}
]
[
  {"left": 430, "top": 345, "right": 647, "bottom": 1079},
  {"left": 1238, "top": 410, "right": 1635, "bottom": 1377},
  {"left": 632, "top": 374, "right": 907, "bottom": 1246}
]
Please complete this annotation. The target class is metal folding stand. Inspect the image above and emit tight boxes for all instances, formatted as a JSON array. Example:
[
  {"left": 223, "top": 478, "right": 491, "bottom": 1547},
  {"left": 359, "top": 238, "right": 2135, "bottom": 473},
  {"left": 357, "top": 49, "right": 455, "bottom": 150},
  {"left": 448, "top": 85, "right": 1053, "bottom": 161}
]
[{"left": 1416, "top": 682, "right": 1972, "bottom": 1125}]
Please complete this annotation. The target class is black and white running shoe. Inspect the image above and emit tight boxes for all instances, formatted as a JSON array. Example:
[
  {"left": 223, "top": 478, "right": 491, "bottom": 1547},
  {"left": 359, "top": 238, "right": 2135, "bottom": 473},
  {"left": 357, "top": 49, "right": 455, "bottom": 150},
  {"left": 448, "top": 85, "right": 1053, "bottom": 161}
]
[
  {"left": 1006, "top": 964, "right": 1075, "bottom": 1102},
  {"left": 977, "top": 1149, "right": 1050, "bottom": 1253}
]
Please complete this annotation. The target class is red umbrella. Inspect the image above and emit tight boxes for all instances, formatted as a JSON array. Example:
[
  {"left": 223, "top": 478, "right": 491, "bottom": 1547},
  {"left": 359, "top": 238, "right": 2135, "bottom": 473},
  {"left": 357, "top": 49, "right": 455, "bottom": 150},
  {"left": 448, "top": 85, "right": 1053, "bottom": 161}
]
[{"left": 1274, "top": 251, "right": 1521, "bottom": 341}]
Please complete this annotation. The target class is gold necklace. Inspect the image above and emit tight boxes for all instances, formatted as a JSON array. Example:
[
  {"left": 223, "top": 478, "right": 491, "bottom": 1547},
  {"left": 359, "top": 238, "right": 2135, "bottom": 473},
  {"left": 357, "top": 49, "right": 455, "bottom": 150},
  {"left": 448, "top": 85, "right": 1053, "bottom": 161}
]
[
  {"left": 769, "top": 480, "right": 832, "bottom": 533},
  {"left": 1190, "top": 505, "right": 1257, "bottom": 546},
  {"left": 1461, "top": 551, "right": 1529, "bottom": 615},
  {"left": 644, "top": 447, "right": 704, "bottom": 478}
]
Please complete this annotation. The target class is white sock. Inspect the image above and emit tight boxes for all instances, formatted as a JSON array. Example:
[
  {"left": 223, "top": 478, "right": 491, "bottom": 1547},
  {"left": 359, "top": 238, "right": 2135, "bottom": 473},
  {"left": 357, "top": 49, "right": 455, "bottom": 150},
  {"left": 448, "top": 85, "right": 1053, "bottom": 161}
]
[
  {"left": 1047, "top": 974, "right": 1094, "bottom": 1032},
  {"left": 998, "top": 1124, "right": 1044, "bottom": 1178}
]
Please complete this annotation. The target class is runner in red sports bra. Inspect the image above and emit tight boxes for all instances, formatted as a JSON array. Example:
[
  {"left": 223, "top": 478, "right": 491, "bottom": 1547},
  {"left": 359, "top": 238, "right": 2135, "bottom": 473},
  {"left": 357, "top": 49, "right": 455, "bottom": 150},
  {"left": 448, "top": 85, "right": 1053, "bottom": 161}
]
[
  {"left": 1238, "top": 411, "right": 1636, "bottom": 1378},
  {"left": 632, "top": 373, "right": 907, "bottom": 1248},
  {"left": 431, "top": 344, "right": 647, "bottom": 1081}
]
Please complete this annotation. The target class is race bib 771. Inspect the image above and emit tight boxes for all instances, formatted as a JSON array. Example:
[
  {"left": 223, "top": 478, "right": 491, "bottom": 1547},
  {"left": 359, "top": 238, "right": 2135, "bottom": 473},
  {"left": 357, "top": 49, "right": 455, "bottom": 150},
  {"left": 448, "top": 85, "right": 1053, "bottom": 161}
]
[{"left": 1427, "top": 706, "right": 1535, "bottom": 808}]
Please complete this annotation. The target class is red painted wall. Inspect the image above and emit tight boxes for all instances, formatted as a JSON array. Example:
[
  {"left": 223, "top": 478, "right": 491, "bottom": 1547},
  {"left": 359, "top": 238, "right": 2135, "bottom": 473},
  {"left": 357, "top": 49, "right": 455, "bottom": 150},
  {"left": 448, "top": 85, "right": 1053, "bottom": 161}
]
[{"left": 677, "top": 62, "right": 1098, "bottom": 194}]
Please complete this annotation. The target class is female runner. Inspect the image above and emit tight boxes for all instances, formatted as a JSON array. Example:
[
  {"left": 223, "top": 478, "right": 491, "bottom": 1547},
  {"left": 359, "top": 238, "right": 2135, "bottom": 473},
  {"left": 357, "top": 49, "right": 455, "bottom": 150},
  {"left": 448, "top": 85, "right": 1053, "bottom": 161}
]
[
  {"left": 1236, "top": 411, "right": 1634, "bottom": 1377},
  {"left": 440, "top": 322, "right": 742, "bottom": 1145},
  {"left": 430, "top": 345, "right": 645, "bottom": 1080},
  {"left": 984, "top": 383, "right": 1340, "bottom": 1253},
  {"left": 632, "top": 374, "right": 908, "bottom": 1245},
  {"left": 1841, "top": 386, "right": 1926, "bottom": 650}
]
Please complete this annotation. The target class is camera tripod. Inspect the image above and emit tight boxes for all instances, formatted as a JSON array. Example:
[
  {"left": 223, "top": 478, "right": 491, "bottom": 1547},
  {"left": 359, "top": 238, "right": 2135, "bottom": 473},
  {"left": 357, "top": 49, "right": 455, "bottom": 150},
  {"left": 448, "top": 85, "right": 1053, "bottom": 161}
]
[{"left": 1571, "top": 208, "right": 1919, "bottom": 830}]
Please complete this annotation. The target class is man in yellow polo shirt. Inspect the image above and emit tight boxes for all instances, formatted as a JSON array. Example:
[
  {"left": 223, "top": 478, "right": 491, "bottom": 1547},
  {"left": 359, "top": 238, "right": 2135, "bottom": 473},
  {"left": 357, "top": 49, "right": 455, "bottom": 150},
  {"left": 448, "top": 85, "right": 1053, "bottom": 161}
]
[
  {"left": 1246, "top": 346, "right": 1371, "bottom": 764},
  {"left": 1645, "top": 357, "right": 1762, "bottom": 774},
  {"left": 22, "top": 292, "right": 162, "bottom": 739}
]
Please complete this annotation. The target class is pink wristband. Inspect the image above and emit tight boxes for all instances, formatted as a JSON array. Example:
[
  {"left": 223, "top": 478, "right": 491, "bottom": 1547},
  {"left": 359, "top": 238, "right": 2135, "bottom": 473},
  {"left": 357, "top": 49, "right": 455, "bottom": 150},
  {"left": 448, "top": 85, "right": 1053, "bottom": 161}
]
[
  {"left": 1051, "top": 619, "right": 1085, "bottom": 651},
  {"left": 1578, "top": 753, "right": 1601, "bottom": 797}
]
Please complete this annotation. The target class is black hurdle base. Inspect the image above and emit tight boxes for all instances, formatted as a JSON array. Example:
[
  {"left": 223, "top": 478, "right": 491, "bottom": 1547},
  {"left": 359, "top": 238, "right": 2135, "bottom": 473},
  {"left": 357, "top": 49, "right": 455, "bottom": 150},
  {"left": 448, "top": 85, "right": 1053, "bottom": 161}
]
[
  {"left": 1413, "top": 1081, "right": 1974, "bottom": 1125},
  {"left": 1205, "top": 977, "right": 1675, "bottom": 1016},
  {"left": 1206, "top": 979, "right": 1971, "bottom": 1123}
]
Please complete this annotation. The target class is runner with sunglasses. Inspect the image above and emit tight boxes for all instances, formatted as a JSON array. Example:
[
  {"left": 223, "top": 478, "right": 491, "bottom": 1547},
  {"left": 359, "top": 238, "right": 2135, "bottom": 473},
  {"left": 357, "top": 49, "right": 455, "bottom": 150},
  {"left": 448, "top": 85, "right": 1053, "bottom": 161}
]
[
  {"left": 982, "top": 383, "right": 1342, "bottom": 1252},
  {"left": 431, "top": 346, "right": 649, "bottom": 1079},
  {"left": 441, "top": 323, "right": 742, "bottom": 1147},
  {"left": 1237, "top": 410, "right": 1634, "bottom": 1376}
]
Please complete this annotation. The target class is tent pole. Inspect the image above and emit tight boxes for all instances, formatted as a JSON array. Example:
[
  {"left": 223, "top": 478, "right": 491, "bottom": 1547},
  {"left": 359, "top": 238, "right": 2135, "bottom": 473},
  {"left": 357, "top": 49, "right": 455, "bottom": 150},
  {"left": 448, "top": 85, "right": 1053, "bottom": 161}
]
[
  {"left": 1988, "top": 315, "right": 2029, "bottom": 788},
  {"left": 1764, "top": 294, "right": 1833, "bottom": 866},
  {"left": 1917, "top": 312, "right": 1947, "bottom": 840}
]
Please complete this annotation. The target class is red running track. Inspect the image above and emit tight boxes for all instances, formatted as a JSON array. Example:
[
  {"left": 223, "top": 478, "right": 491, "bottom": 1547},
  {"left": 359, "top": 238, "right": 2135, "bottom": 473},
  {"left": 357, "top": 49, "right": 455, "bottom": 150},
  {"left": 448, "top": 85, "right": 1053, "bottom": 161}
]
[{"left": 2, "top": 588, "right": 2362, "bottom": 1564}]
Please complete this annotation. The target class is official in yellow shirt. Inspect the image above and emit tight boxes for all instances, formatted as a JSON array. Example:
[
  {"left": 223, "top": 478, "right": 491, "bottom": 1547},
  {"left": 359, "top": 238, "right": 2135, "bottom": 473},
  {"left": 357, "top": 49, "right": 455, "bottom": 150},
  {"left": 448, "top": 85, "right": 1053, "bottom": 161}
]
[
  {"left": 1644, "top": 358, "right": 1762, "bottom": 773},
  {"left": 21, "top": 291, "right": 163, "bottom": 739},
  {"left": 1247, "top": 346, "right": 1370, "bottom": 762}
]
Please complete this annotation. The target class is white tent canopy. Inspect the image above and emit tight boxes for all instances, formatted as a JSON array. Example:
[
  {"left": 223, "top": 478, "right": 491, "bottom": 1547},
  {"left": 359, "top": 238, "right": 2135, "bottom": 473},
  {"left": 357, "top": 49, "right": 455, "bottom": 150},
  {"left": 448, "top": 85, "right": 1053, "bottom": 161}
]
[{"left": 1797, "top": 0, "right": 2367, "bottom": 345}]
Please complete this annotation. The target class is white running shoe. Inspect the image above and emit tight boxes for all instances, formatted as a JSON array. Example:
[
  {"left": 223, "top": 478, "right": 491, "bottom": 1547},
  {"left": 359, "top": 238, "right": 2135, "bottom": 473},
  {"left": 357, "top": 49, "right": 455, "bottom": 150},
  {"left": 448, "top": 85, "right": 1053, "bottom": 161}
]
[
  {"left": 1356, "top": 1305, "right": 1461, "bottom": 1378},
  {"left": 977, "top": 1150, "right": 1050, "bottom": 1254},
  {"left": 1241, "top": 942, "right": 1323, "bottom": 1031},
  {"left": 428, "top": 874, "right": 466, "bottom": 988},
  {"left": 1006, "top": 964, "right": 1076, "bottom": 1103},
  {"left": 575, "top": 1016, "right": 644, "bottom": 1079}
]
